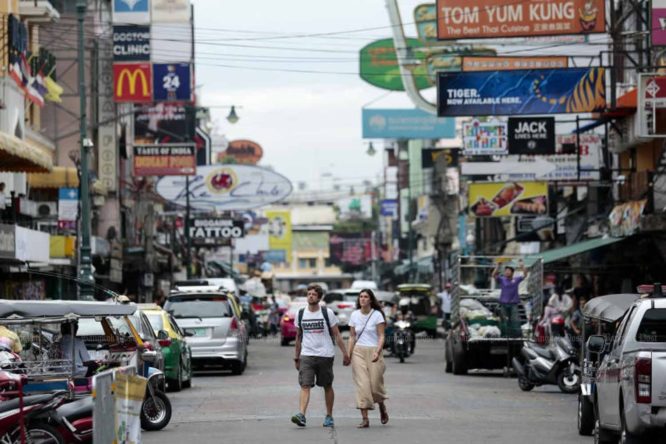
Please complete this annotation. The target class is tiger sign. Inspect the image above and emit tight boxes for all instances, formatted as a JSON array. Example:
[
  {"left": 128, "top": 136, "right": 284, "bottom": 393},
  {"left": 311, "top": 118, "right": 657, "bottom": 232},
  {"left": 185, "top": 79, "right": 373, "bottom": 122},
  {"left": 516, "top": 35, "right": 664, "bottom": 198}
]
[{"left": 113, "top": 63, "right": 152, "bottom": 103}]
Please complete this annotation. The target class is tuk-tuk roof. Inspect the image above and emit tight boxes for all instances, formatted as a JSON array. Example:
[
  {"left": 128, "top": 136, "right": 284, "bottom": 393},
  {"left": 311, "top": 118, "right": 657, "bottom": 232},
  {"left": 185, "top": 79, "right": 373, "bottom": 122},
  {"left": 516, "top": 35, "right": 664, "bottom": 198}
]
[
  {"left": 0, "top": 300, "right": 137, "bottom": 320},
  {"left": 375, "top": 291, "right": 398, "bottom": 303},
  {"left": 397, "top": 284, "right": 432, "bottom": 293},
  {"left": 582, "top": 294, "right": 640, "bottom": 323}
]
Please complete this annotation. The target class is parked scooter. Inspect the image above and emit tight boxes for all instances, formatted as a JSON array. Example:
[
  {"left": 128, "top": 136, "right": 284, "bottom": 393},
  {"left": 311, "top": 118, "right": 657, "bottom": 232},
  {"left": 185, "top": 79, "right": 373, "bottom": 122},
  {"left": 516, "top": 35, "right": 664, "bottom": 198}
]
[
  {"left": 29, "top": 395, "right": 93, "bottom": 443},
  {"left": 512, "top": 336, "right": 581, "bottom": 394},
  {"left": 140, "top": 366, "right": 172, "bottom": 431}
]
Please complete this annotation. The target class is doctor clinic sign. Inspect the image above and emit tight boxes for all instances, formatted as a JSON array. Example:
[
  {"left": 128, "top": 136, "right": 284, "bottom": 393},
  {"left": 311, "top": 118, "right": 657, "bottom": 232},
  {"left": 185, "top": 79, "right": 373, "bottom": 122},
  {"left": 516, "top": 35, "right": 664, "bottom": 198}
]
[{"left": 113, "top": 63, "right": 152, "bottom": 102}]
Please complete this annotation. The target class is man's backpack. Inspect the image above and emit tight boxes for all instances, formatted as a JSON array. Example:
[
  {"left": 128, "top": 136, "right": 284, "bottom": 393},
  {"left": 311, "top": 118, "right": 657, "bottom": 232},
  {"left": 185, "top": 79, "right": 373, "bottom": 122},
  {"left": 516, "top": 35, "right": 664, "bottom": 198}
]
[{"left": 297, "top": 307, "right": 335, "bottom": 344}]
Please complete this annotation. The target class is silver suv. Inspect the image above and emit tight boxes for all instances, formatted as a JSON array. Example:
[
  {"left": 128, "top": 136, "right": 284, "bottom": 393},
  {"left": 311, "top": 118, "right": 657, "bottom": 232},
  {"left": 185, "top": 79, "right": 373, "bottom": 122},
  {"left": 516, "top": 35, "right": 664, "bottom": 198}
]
[
  {"left": 165, "top": 291, "right": 247, "bottom": 375},
  {"left": 594, "top": 286, "right": 666, "bottom": 443}
]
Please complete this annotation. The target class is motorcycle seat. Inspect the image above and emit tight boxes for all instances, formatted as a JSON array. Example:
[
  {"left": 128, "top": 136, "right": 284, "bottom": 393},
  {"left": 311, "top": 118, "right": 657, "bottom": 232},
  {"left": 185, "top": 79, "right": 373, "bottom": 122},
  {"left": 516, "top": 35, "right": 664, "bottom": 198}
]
[
  {"left": 530, "top": 344, "right": 554, "bottom": 360},
  {"left": 56, "top": 396, "right": 93, "bottom": 422},
  {"left": 0, "top": 393, "right": 54, "bottom": 414}
]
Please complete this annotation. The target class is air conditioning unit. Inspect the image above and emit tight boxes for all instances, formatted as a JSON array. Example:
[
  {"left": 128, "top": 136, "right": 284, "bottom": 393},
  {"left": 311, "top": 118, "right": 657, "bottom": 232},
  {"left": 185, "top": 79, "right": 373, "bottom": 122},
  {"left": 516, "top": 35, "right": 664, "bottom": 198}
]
[{"left": 35, "top": 202, "right": 57, "bottom": 218}]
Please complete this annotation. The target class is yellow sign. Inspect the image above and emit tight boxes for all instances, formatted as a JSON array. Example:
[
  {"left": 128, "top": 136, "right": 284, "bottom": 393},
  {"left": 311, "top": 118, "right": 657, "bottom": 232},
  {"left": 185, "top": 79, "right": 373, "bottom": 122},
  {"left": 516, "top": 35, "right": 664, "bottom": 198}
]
[
  {"left": 468, "top": 182, "right": 548, "bottom": 217},
  {"left": 265, "top": 210, "right": 292, "bottom": 263}
]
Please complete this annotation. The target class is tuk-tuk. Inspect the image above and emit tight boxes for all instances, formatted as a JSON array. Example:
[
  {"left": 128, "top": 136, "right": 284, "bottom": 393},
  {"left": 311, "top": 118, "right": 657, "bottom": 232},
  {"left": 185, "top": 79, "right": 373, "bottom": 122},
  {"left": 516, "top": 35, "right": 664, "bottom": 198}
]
[
  {"left": 396, "top": 284, "right": 438, "bottom": 337},
  {"left": 577, "top": 293, "right": 640, "bottom": 436}
]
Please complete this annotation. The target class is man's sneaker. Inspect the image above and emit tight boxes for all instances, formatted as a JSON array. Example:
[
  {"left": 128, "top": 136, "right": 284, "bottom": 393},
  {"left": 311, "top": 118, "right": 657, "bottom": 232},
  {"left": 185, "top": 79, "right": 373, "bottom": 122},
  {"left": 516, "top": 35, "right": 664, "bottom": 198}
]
[
  {"left": 323, "top": 415, "right": 335, "bottom": 427},
  {"left": 291, "top": 413, "right": 306, "bottom": 427}
]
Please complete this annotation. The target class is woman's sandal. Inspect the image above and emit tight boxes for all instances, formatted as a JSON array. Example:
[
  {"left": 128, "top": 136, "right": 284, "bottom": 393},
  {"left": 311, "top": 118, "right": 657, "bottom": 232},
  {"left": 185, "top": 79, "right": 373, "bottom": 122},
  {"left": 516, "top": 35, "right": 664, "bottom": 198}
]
[
  {"left": 379, "top": 404, "right": 389, "bottom": 425},
  {"left": 357, "top": 418, "right": 369, "bottom": 428}
]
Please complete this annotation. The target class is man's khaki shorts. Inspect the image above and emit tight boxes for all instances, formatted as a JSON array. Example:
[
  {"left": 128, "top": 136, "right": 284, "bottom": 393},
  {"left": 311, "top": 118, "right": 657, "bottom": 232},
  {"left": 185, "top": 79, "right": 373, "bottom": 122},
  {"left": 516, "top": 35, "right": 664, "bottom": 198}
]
[{"left": 299, "top": 356, "right": 334, "bottom": 388}]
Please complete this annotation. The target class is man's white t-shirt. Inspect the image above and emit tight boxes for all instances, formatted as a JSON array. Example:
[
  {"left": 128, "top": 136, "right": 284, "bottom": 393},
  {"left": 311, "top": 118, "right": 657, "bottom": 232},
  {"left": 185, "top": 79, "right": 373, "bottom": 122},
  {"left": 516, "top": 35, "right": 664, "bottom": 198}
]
[
  {"left": 349, "top": 309, "right": 385, "bottom": 348},
  {"left": 438, "top": 290, "right": 451, "bottom": 314},
  {"left": 296, "top": 307, "right": 338, "bottom": 358}
]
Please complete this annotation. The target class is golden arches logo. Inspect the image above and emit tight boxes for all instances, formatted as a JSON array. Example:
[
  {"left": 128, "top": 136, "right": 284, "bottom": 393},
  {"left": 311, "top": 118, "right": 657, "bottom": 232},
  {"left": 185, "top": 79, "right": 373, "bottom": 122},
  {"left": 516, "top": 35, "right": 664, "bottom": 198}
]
[{"left": 116, "top": 68, "right": 149, "bottom": 97}]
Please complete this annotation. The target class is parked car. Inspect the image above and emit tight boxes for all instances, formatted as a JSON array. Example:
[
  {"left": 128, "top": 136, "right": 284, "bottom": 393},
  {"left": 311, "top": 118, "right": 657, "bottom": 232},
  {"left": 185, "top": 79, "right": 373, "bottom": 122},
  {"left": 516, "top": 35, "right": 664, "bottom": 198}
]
[
  {"left": 280, "top": 301, "right": 308, "bottom": 346},
  {"left": 139, "top": 303, "right": 193, "bottom": 391},
  {"left": 594, "top": 284, "right": 666, "bottom": 443},
  {"left": 323, "top": 289, "right": 360, "bottom": 329},
  {"left": 165, "top": 291, "right": 248, "bottom": 375}
]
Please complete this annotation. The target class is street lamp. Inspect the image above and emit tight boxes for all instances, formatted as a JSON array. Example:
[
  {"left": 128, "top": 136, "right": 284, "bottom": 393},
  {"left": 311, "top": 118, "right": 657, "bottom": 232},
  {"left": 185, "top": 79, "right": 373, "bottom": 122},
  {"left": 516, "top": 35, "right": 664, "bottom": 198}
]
[
  {"left": 366, "top": 141, "right": 376, "bottom": 156},
  {"left": 226, "top": 106, "right": 239, "bottom": 124}
]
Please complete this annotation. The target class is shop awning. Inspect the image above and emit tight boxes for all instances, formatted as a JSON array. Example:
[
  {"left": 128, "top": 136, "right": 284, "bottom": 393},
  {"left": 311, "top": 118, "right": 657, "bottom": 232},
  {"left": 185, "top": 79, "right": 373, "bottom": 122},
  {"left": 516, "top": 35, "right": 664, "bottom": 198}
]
[
  {"left": 0, "top": 132, "right": 53, "bottom": 173},
  {"left": 28, "top": 167, "right": 108, "bottom": 196},
  {"left": 528, "top": 236, "right": 626, "bottom": 265}
]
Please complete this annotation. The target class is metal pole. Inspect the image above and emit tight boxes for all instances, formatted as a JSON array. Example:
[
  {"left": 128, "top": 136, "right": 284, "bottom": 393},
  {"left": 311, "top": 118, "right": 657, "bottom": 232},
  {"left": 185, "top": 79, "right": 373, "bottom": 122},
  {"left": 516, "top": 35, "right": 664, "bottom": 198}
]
[
  {"left": 576, "top": 115, "right": 581, "bottom": 182},
  {"left": 77, "top": 0, "right": 94, "bottom": 300},
  {"left": 185, "top": 176, "right": 191, "bottom": 279}
]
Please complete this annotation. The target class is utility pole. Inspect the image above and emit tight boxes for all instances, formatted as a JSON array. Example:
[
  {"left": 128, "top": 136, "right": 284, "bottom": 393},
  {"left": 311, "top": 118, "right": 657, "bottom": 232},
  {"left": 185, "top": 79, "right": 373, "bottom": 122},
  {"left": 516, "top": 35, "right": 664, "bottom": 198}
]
[{"left": 77, "top": 0, "right": 94, "bottom": 300}]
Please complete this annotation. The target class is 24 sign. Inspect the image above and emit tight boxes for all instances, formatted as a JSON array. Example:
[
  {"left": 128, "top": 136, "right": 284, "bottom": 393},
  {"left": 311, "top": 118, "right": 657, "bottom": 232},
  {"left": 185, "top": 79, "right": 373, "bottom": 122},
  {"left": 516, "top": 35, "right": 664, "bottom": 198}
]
[{"left": 153, "top": 63, "right": 192, "bottom": 102}]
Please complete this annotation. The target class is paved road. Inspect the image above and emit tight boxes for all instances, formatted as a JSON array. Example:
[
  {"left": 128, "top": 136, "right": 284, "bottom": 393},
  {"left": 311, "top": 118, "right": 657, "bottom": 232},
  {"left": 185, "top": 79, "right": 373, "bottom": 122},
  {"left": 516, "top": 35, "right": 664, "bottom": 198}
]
[{"left": 144, "top": 337, "right": 592, "bottom": 443}]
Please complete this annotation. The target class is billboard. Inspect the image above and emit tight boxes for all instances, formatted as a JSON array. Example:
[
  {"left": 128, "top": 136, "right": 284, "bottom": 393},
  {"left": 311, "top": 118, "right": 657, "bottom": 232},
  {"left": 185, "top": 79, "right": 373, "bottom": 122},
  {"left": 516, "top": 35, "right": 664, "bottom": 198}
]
[
  {"left": 507, "top": 117, "right": 556, "bottom": 155},
  {"left": 265, "top": 210, "right": 292, "bottom": 262},
  {"left": 336, "top": 195, "right": 373, "bottom": 220},
  {"left": 155, "top": 165, "right": 293, "bottom": 211},
  {"left": 189, "top": 219, "right": 245, "bottom": 246},
  {"left": 380, "top": 199, "right": 398, "bottom": 218},
  {"left": 58, "top": 188, "right": 78, "bottom": 224},
  {"left": 152, "top": 63, "right": 192, "bottom": 102},
  {"left": 134, "top": 103, "right": 194, "bottom": 144},
  {"left": 113, "top": 63, "right": 152, "bottom": 103},
  {"left": 463, "top": 120, "right": 507, "bottom": 155},
  {"left": 151, "top": 23, "right": 192, "bottom": 63},
  {"left": 133, "top": 144, "right": 195, "bottom": 176},
  {"left": 462, "top": 56, "right": 568, "bottom": 72},
  {"left": 112, "top": 26, "right": 150, "bottom": 62},
  {"left": 359, "top": 38, "right": 431, "bottom": 91},
  {"left": 152, "top": 0, "right": 191, "bottom": 22},
  {"left": 362, "top": 108, "right": 455, "bottom": 139},
  {"left": 653, "top": 0, "right": 666, "bottom": 46},
  {"left": 112, "top": 0, "right": 149, "bottom": 24},
  {"left": 469, "top": 182, "right": 548, "bottom": 217},
  {"left": 421, "top": 148, "right": 459, "bottom": 168},
  {"left": 218, "top": 140, "right": 264, "bottom": 165},
  {"left": 437, "top": 68, "right": 606, "bottom": 116},
  {"left": 436, "top": 0, "right": 605, "bottom": 40}
]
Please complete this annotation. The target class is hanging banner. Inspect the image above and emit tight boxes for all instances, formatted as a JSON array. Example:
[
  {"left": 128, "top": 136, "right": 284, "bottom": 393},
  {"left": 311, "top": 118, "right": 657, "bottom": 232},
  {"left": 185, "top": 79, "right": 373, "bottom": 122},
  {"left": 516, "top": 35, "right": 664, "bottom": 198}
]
[
  {"left": 653, "top": 0, "right": 666, "bottom": 46},
  {"left": 265, "top": 210, "right": 292, "bottom": 262},
  {"left": 507, "top": 117, "right": 556, "bottom": 155},
  {"left": 462, "top": 56, "right": 568, "bottom": 72},
  {"left": 468, "top": 181, "right": 548, "bottom": 217},
  {"left": 112, "top": 0, "right": 150, "bottom": 24},
  {"left": 362, "top": 108, "right": 455, "bottom": 139},
  {"left": 437, "top": 68, "right": 606, "bottom": 116},
  {"left": 151, "top": 23, "right": 193, "bottom": 63},
  {"left": 189, "top": 219, "right": 245, "bottom": 246},
  {"left": 463, "top": 120, "right": 508, "bottom": 155},
  {"left": 436, "top": 0, "right": 606, "bottom": 40},
  {"left": 113, "top": 63, "right": 152, "bottom": 103},
  {"left": 152, "top": 63, "right": 192, "bottom": 102},
  {"left": 112, "top": 26, "right": 150, "bottom": 62},
  {"left": 133, "top": 144, "right": 196, "bottom": 176}
]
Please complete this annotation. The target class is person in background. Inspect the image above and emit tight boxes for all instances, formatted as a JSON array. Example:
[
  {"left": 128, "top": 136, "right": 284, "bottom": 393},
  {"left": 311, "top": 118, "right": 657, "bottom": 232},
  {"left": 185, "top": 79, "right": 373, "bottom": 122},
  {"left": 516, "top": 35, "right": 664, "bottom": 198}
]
[
  {"left": 492, "top": 259, "right": 528, "bottom": 338},
  {"left": 0, "top": 323, "right": 22, "bottom": 354},
  {"left": 568, "top": 295, "right": 587, "bottom": 351},
  {"left": 60, "top": 322, "right": 96, "bottom": 377},
  {"left": 437, "top": 282, "right": 452, "bottom": 330}
]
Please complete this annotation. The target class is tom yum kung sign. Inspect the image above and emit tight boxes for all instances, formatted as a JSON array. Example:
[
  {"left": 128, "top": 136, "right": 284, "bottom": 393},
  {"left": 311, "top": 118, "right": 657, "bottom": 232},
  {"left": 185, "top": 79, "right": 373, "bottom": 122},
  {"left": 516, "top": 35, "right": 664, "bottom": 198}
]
[
  {"left": 133, "top": 144, "right": 195, "bottom": 176},
  {"left": 189, "top": 219, "right": 244, "bottom": 246},
  {"left": 436, "top": 0, "right": 605, "bottom": 40}
]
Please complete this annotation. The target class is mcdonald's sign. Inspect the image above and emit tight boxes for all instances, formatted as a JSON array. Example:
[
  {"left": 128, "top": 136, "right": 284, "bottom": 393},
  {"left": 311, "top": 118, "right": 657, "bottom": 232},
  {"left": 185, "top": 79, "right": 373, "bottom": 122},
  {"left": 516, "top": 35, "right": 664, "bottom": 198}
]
[{"left": 113, "top": 63, "right": 152, "bottom": 103}]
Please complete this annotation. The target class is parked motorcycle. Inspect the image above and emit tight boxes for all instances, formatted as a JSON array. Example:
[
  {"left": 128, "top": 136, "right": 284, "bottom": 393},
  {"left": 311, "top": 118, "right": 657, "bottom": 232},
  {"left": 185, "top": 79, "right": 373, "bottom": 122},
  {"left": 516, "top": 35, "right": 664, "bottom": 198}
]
[
  {"left": 511, "top": 336, "right": 580, "bottom": 394},
  {"left": 0, "top": 390, "right": 69, "bottom": 443},
  {"left": 29, "top": 395, "right": 93, "bottom": 443},
  {"left": 140, "top": 366, "right": 172, "bottom": 431}
]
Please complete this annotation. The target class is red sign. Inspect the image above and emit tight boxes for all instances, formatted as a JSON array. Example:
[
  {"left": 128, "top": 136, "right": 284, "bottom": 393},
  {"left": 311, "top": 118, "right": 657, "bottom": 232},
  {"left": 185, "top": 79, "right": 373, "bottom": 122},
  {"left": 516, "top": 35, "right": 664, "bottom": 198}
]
[
  {"left": 113, "top": 63, "right": 152, "bottom": 103},
  {"left": 133, "top": 144, "right": 196, "bottom": 176},
  {"left": 218, "top": 139, "right": 264, "bottom": 165}
]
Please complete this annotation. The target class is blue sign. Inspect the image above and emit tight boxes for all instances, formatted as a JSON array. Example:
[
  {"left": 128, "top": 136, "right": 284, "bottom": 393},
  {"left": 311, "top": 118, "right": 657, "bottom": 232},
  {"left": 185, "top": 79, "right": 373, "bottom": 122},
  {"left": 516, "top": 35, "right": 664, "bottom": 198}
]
[
  {"left": 58, "top": 188, "right": 78, "bottom": 201},
  {"left": 114, "top": 0, "right": 149, "bottom": 13},
  {"left": 152, "top": 63, "right": 192, "bottom": 102},
  {"left": 263, "top": 250, "right": 286, "bottom": 264},
  {"left": 380, "top": 199, "right": 398, "bottom": 218},
  {"left": 362, "top": 109, "right": 455, "bottom": 139},
  {"left": 113, "top": 26, "right": 150, "bottom": 62},
  {"left": 437, "top": 68, "right": 606, "bottom": 117}
]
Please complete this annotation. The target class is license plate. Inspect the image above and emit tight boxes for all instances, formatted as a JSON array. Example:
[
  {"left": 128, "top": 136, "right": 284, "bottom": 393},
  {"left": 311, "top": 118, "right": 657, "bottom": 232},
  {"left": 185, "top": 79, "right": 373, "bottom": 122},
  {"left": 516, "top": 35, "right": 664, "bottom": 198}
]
[
  {"left": 187, "top": 328, "right": 208, "bottom": 337},
  {"left": 490, "top": 346, "right": 508, "bottom": 355},
  {"left": 88, "top": 350, "right": 108, "bottom": 361}
]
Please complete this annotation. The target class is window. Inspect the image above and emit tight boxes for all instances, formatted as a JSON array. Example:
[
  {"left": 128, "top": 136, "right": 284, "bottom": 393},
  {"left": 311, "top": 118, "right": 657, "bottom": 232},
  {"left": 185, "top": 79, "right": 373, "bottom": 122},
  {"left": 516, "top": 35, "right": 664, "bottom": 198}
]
[
  {"left": 636, "top": 309, "right": 666, "bottom": 342},
  {"left": 309, "top": 258, "right": 317, "bottom": 268},
  {"left": 298, "top": 259, "right": 308, "bottom": 269}
]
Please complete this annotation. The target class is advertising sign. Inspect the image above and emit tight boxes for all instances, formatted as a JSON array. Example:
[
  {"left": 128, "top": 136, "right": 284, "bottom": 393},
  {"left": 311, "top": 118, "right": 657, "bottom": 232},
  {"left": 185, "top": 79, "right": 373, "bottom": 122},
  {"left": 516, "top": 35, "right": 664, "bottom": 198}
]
[
  {"left": 437, "top": 68, "right": 606, "bottom": 116},
  {"left": 508, "top": 117, "right": 556, "bottom": 155},
  {"left": 134, "top": 103, "right": 194, "bottom": 144},
  {"left": 653, "top": 0, "right": 666, "bottom": 46},
  {"left": 151, "top": 23, "right": 192, "bottom": 63},
  {"left": 638, "top": 74, "right": 666, "bottom": 137},
  {"left": 156, "top": 165, "right": 293, "bottom": 211},
  {"left": 362, "top": 108, "right": 455, "bottom": 139},
  {"left": 0, "top": 225, "right": 15, "bottom": 259},
  {"left": 609, "top": 199, "right": 647, "bottom": 237},
  {"left": 218, "top": 140, "right": 264, "bottom": 165},
  {"left": 414, "top": 4, "right": 438, "bottom": 43},
  {"left": 462, "top": 56, "right": 568, "bottom": 72},
  {"left": 112, "top": 0, "right": 150, "bottom": 24},
  {"left": 436, "top": 0, "right": 606, "bottom": 40},
  {"left": 336, "top": 195, "right": 373, "bottom": 220},
  {"left": 190, "top": 219, "right": 245, "bottom": 246},
  {"left": 359, "top": 38, "right": 431, "bottom": 91},
  {"left": 112, "top": 26, "right": 150, "bottom": 62},
  {"left": 113, "top": 373, "right": 146, "bottom": 444},
  {"left": 113, "top": 63, "right": 152, "bottom": 102},
  {"left": 463, "top": 120, "right": 507, "bottom": 155},
  {"left": 58, "top": 188, "right": 78, "bottom": 223},
  {"left": 152, "top": 63, "right": 192, "bottom": 102},
  {"left": 98, "top": 36, "right": 117, "bottom": 191},
  {"left": 133, "top": 144, "right": 195, "bottom": 176},
  {"left": 469, "top": 182, "right": 548, "bottom": 217},
  {"left": 380, "top": 199, "right": 398, "bottom": 218},
  {"left": 152, "top": 0, "right": 191, "bottom": 22},
  {"left": 421, "top": 148, "right": 459, "bottom": 168},
  {"left": 265, "top": 210, "right": 292, "bottom": 262}
]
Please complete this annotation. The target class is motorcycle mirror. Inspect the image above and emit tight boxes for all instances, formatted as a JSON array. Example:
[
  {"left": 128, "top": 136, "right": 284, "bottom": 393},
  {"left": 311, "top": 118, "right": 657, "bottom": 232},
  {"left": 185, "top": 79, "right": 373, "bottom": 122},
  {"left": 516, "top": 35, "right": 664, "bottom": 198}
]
[
  {"left": 586, "top": 335, "right": 605, "bottom": 353},
  {"left": 141, "top": 350, "right": 158, "bottom": 363}
]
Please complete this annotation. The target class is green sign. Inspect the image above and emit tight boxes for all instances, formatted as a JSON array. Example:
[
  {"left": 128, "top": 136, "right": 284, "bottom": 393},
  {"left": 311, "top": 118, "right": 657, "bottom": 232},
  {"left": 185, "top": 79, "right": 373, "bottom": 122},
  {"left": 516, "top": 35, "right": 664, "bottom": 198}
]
[
  {"left": 414, "top": 4, "right": 438, "bottom": 45},
  {"left": 359, "top": 38, "right": 431, "bottom": 92}
]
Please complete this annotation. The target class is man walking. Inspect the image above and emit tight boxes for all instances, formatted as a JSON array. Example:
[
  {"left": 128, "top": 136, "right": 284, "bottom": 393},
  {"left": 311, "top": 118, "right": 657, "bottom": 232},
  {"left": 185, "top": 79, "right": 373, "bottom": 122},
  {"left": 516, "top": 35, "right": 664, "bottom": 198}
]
[
  {"left": 492, "top": 259, "right": 528, "bottom": 338},
  {"left": 292, "top": 284, "right": 350, "bottom": 428}
]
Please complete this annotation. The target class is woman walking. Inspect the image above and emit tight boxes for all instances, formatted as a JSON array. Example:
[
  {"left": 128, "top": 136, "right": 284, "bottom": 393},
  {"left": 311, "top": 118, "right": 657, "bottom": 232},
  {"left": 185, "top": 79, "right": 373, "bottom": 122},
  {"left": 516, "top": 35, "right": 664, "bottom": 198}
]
[{"left": 348, "top": 289, "right": 389, "bottom": 428}]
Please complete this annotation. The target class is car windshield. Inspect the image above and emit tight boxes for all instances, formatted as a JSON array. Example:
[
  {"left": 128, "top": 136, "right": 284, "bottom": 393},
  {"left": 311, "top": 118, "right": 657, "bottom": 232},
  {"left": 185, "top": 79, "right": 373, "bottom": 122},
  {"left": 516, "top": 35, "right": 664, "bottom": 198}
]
[
  {"left": 636, "top": 308, "right": 666, "bottom": 342},
  {"left": 165, "top": 299, "right": 232, "bottom": 319},
  {"left": 343, "top": 295, "right": 359, "bottom": 303},
  {"left": 77, "top": 316, "right": 142, "bottom": 337},
  {"left": 145, "top": 313, "right": 163, "bottom": 334}
]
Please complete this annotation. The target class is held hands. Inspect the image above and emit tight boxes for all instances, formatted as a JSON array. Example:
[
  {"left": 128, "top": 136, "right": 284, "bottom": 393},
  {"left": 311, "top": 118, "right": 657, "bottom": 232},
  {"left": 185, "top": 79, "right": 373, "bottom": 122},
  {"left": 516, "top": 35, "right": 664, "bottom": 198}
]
[{"left": 343, "top": 353, "right": 351, "bottom": 366}]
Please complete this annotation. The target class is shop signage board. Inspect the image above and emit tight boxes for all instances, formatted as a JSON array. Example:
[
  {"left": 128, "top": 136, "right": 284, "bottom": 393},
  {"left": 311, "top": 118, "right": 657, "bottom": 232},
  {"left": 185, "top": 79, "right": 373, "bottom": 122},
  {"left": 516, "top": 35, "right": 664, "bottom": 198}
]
[
  {"left": 437, "top": 67, "right": 606, "bottom": 116},
  {"left": 57, "top": 188, "right": 79, "bottom": 223},
  {"left": 468, "top": 181, "right": 548, "bottom": 217},
  {"left": 265, "top": 210, "right": 292, "bottom": 262},
  {"left": 507, "top": 117, "right": 556, "bottom": 155},
  {"left": 98, "top": 37, "right": 117, "bottom": 191},
  {"left": 380, "top": 199, "right": 398, "bottom": 218},
  {"left": 112, "top": 26, "right": 150, "bottom": 62},
  {"left": 134, "top": 103, "right": 195, "bottom": 144},
  {"left": 151, "top": 23, "right": 192, "bottom": 63},
  {"left": 359, "top": 38, "right": 431, "bottom": 91},
  {"left": 218, "top": 140, "right": 264, "bottom": 165},
  {"left": 133, "top": 144, "right": 195, "bottom": 176},
  {"left": 0, "top": 224, "right": 15, "bottom": 259},
  {"left": 152, "top": 0, "right": 191, "bottom": 22},
  {"left": 461, "top": 158, "right": 556, "bottom": 177},
  {"left": 638, "top": 73, "right": 666, "bottom": 137},
  {"left": 462, "top": 56, "right": 568, "bottom": 72},
  {"left": 113, "top": 63, "right": 152, "bottom": 102},
  {"left": 436, "top": 0, "right": 605, "bottom": 40},
  {"left": 152, "top": 63, "right": 192, "bottom": 102},
  {"left": 190, "top": 219, "right": 245, "bottom": 246},
  {"left": 362, "top": 108, "right": 455, "bottom": 139},
  {"left": 462, "top": 120, "right": 507, "bottom": 155},
  {"left": 112, "top": 0, "right": 150, "bottom": 24},
  {"left": 421, "top": 148, "right": 459, "bottom": 168},
  {"left": 156, "top": 165, "right": 293, "bottom": 211},
  {"left": 653, "top": 0, "right": 666, "bottom": 46}
]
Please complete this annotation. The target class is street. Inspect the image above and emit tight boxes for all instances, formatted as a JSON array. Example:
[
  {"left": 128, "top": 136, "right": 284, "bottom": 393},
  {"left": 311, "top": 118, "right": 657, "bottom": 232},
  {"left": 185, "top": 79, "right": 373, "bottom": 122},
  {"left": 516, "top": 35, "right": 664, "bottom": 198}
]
[{"left": 144, "top": 337, "right": 591, "bottom": 444}]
